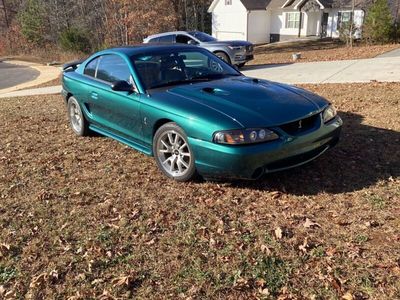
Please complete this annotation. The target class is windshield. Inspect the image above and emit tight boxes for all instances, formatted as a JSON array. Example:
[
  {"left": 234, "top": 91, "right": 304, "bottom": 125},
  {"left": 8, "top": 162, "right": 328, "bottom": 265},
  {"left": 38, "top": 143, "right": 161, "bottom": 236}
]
[
  {"left": 188, "top": 31, "right": 217, "bottom": 42},
  {"left": 131, "top": 49, "right": 240, "bottom": 90}
]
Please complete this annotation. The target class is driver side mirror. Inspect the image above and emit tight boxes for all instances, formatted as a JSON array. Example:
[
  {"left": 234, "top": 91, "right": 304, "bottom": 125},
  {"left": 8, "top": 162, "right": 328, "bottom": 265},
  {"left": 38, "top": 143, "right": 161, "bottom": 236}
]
[
  {"left": 187, "top": 40, "right": 198, "bottom": 45},
  {"left": 111, "top": 80, "right": 135, "bottom": 92}
]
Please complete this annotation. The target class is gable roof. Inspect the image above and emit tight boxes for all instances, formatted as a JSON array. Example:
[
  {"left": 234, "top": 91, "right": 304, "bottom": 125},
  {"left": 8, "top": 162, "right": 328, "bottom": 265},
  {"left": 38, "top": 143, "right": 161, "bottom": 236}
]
[
  {"left": 269, "top": 0, "right": 371, "bottom": 9},
  {"left": 208, "top": 0, "right": 269, "bottom": 12},
  {"left": 240, "top": 0, "right": 270, "bottom": 9},
  {"left": 209, "top": 0, "right": 399, "bottom": 16}
]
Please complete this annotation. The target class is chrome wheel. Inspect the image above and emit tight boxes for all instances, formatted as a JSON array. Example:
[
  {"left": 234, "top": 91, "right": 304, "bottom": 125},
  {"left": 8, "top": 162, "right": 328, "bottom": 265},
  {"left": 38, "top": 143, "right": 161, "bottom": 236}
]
[
  {"left": 69, "top": 101, "right": 83, "bottom": 133},
  {"left": 157, "top": 130, "right": 192, "bottom": 177},
  {"left": 67, "top": 96, "right": 89, "bottom": 136}
]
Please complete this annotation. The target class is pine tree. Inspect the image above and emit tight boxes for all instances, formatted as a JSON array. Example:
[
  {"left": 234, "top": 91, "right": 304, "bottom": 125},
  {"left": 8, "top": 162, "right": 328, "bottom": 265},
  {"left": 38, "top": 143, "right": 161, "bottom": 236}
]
[
  {"left": 363, "top": 0, "right": 394, "bottom": 43},
  {"left": 18, "top": 0, "right": 46, "bottom": 46}
]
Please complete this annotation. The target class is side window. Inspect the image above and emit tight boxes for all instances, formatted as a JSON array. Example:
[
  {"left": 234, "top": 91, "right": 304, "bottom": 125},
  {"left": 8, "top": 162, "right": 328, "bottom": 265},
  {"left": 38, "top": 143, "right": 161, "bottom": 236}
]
[
  {"left": 176, "top": 34, "right": 194, "bottom": 44},
  {"left": 158, "top": 35, "right": 175, "bottom": 43},
  {"left": 84, "top": 57, "right": 99, "bottom": 77},
  {"left": 97, "top": 55, "right": 131, "bottom": 83}
]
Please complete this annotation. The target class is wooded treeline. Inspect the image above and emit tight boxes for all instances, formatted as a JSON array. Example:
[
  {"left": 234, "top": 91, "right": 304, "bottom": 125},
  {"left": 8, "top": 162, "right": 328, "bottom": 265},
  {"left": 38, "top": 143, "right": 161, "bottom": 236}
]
[{"left": 0, "top": 0, "right": 212, "bottom": 55}]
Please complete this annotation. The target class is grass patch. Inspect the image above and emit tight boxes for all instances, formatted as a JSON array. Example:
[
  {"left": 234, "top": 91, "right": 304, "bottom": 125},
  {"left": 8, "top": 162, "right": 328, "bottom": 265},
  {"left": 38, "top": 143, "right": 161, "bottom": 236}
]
[
  {"left": 0, "top": 266, "right": 17, "bottom": 284},
  {"left": 367, "top": 195, "right": 387, "bottom": 209},
  {"left": 0, "top": 83, "right": 399, "bottom": 298}
]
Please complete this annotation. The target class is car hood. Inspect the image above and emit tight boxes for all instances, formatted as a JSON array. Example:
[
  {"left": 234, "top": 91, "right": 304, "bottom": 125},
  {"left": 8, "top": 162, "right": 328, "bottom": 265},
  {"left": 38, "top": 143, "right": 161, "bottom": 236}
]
[
  {"left": 202, "top": 40, "right": 252, "bottom": 47},
  {"left": 166, "top": 77, "right": 328, "bottom": 128}
]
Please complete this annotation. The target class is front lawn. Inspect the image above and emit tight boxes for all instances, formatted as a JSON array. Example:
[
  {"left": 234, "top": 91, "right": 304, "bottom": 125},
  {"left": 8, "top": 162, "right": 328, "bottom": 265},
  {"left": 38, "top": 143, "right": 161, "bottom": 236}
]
[
  {"left": 251, "top": 39, "right": 400, "bottom": 65},
  {"left": 0, "top": 83, "right": 399, "bottom": 299}
]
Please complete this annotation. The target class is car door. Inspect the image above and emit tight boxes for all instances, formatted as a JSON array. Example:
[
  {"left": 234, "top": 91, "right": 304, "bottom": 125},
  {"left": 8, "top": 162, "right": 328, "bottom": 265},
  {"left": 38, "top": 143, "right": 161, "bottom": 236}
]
[{"left": 86, "top": 54, "right": 143, "bottom": 144}]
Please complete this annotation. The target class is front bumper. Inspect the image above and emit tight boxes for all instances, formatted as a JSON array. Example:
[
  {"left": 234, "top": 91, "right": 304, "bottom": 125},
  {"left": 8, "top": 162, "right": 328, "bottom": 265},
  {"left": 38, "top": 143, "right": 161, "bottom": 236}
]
[
  {"left": 229, "top": 48, "right": 254, "bottom": 65},
  {"left": 190, "top": 116, "right": 342, "bottom": 180}
]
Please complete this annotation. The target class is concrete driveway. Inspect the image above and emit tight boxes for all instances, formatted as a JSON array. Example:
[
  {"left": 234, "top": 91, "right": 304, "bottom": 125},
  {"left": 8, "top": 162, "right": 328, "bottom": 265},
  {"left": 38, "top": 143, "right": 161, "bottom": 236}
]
[
  {"left": 242, "top": 56, "right": 400, "bottom": 84},
  {"left": 0, "top": 61, "right": 40, "bottom": 89}
]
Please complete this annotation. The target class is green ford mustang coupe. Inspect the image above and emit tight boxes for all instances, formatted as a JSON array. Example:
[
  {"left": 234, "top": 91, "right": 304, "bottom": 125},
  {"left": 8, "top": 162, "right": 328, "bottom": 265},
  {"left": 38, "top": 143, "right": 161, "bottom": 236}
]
[{"left": 62, "top": 44, "right": 342, "bottom": 181}]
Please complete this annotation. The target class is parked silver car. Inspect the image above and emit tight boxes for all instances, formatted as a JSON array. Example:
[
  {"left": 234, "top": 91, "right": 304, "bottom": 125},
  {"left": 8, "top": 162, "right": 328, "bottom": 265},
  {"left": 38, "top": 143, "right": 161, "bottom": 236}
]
[{"left": 143, "top": 31, "right": 254, "bottom": 67}]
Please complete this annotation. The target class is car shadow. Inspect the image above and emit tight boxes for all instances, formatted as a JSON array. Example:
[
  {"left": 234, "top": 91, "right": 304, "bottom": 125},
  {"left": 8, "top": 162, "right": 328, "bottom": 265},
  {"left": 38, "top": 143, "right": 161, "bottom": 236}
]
[
  {"left": 228, "top": 111, "right": 400, "bottom": 195},
  {"left": 241, "top": 63, "right": 294, "bottom": 71}
]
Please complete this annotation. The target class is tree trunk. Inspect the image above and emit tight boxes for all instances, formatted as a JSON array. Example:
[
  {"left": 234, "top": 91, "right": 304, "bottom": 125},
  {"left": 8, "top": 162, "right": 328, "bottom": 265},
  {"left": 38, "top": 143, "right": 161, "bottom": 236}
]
[
  {"left": 350, "top": 0, "right": 355, "bottom": 47},
  {"left": 2, "top": 0, "right": 10, "bottom": 28}
]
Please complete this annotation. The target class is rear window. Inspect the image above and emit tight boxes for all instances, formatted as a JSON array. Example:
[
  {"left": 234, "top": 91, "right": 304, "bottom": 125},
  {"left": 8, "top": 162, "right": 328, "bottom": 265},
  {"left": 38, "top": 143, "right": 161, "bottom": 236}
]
[
  {"left": 158, "top": 35, "right": 175, "bottom": 43},
  {"left": 148, "top": 37, "right": 159, "bottom": 43}
]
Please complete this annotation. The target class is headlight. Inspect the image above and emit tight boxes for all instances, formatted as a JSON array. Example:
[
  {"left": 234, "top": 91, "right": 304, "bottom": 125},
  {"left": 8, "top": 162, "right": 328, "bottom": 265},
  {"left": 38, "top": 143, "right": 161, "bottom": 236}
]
[
  {"left": 213, "top": 129, "right": 279, "bottom": 145},
  {"left": 228, "top": 46, "right": 244, "bottom": 50},
  {"left": 323, "top": 105, "right": 337, "bottom": 123}
]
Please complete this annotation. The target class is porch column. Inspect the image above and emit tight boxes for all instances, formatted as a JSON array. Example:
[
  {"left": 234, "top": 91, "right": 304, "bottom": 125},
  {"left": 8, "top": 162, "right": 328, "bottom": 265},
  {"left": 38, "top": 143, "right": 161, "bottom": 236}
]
[{"left": 298, "top": 9, "right": 302, "bottom": 37}]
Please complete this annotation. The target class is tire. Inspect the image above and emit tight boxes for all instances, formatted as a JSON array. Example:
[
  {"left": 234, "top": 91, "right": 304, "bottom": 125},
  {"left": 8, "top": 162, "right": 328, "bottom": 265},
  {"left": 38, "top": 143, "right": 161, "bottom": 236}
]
[
  {"left": 215, "top": 52, "right": 231, "bottom": 64},
  {"left": 67, "top": 96, "right": 90, "bottom": 136},
  {"left": 237, "top": 63, "right": 246, "bottom": 68},
  {"left": 153, "top": 122, "right": 197, "bottom": 182}
]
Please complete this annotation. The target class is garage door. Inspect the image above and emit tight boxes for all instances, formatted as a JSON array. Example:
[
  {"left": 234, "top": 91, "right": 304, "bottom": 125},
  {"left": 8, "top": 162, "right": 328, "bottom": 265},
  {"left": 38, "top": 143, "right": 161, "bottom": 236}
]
[{"left": 216, "top": 31, "right": 246, "bottom": 41}]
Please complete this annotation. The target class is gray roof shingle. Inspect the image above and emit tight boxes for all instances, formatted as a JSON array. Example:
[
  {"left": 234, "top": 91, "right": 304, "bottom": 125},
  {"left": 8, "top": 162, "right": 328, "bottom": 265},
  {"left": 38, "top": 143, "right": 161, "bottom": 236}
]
[
  {"left": 239, "top": 0, "right": 398, "bottom": 18},
  {"left": 240, "top": 0, "right": 270, "bottom": 9}
]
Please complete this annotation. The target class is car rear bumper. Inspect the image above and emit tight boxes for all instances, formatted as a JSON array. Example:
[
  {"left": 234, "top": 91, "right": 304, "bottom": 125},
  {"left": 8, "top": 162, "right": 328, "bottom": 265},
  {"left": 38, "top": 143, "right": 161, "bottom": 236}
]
[{"left": 189, "top": 116, "right": 342, "bottom": 180}]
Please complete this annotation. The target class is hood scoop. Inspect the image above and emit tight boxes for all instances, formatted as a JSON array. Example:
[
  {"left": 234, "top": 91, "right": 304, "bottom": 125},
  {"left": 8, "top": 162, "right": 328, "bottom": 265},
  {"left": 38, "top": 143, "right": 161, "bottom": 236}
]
[{"left": 202, "top": 87, "right": 231, "bottom": 96}]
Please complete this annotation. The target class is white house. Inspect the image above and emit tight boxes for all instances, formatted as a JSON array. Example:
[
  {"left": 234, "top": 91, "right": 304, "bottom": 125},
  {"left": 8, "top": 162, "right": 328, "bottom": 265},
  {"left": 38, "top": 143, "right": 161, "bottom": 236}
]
[{"left": 208, "top": 0, "right": 367, "bottom": 44}]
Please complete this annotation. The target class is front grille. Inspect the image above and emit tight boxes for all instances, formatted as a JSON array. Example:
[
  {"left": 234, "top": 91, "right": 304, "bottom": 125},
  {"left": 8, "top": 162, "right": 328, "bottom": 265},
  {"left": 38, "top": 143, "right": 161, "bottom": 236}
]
[{"left": 279, "top": 114, "right": 320, "bottom": 135}]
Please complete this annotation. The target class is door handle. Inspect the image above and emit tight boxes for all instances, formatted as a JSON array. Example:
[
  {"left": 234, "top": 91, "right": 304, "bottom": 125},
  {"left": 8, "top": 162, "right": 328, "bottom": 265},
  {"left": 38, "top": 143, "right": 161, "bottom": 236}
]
[{"left": 90, "top": 92, "right": 98, "bottom": 100}]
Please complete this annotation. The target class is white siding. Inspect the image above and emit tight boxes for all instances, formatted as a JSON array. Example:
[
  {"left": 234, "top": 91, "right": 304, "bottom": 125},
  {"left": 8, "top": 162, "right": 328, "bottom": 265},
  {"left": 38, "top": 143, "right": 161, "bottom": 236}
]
[
  {"left": 326, "top": 9, "right": 364, "bottom": 38},
  {"left": 307, "top": 11, "right": 321, "bottom": 36},
  {"left": 212, "top": 0, "right": 248, "bottom": 41},
  {"left": 247, "top": 10, "right": 270, "bottom": 44},
  {"left": 270, "top": 10, "right": 309, "bottom": 37}
]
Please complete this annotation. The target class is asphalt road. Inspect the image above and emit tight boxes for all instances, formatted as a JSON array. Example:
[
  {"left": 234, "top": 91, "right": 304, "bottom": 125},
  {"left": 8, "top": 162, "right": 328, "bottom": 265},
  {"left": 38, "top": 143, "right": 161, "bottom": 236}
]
[{"left": 0, "top": 61, "right": 40, "bottom": 90}]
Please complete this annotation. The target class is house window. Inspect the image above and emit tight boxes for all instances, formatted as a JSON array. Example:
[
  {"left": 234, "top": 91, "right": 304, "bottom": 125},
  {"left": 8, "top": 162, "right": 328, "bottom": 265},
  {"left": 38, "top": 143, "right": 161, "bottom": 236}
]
[
  {"left": 285, "top": 12, "right": 304, "bottom": 29},
  {"left": 225, "top": 0, "right": 232, "bottom": 5},
  {"left": 337, "top": 11, "right": 353, "bottom": 29}
]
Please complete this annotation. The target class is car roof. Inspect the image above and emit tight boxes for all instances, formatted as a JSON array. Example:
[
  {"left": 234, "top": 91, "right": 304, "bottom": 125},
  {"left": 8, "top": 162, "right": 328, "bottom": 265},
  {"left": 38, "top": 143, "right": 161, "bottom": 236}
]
[
  {"left": 146, "top": 31, "right": 192, "bottom": 39},
  {"left": 104, "top": 43, "right": 199, "bottom": 56}
]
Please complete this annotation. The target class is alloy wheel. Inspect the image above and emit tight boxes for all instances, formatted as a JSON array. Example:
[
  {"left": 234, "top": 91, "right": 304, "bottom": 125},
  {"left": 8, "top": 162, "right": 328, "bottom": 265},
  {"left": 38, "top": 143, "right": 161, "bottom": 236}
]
[
  {"left": 156, "top": 130, "right": 192, "bottom": 177},
  {"left": 69, "top": 101, "right": 83, "bottom": 133}
]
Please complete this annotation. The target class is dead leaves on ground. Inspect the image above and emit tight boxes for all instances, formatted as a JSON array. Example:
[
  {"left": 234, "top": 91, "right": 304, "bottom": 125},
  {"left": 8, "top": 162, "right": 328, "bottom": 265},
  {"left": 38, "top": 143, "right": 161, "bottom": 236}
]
[{"left": 303, "top": 218, "right": 322, "bottom": 229}]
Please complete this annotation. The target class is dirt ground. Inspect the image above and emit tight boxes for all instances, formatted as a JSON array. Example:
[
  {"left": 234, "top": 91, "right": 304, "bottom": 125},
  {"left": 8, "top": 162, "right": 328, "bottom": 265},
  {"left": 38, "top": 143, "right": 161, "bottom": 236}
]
[
  {"left": 0, "top": 83, "right": 399, "bottom": 299},
  {"left": 250, "top": 40, "right": 400, "bottom": 65}
]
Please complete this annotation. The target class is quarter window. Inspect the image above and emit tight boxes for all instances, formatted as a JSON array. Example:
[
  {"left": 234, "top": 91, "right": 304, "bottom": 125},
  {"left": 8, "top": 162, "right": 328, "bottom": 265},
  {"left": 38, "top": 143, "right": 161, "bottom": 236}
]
[
  {"left": 84, "top": 57, "right": 100, "bottom": 77},
  {"left": 285, "top": 12, "right": 304, "bottom": 29},
  {"left": 148, "top": 37, "right": 159, "bottom": 43},
  {"left": 96, "top": 55, "right": 131, "bottom": 83}
]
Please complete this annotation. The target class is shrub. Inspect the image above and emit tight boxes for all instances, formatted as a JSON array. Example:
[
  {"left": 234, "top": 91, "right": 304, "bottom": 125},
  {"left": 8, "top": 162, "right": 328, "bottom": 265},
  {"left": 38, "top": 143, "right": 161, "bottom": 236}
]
[
  {"left": 59, "top": 27, "right": 91, "bottom": 53},
  {"left": 339, "top": 21, "right": 359, "bottom": 46},
  {"left": 391, "top": 22, "right": 400, "bottom": 42},
  {"left": 363, "top": 0, "right": 394, "bottom": 43}
]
